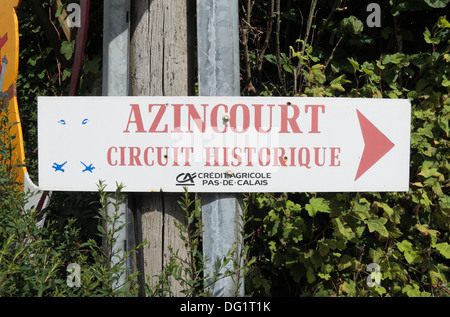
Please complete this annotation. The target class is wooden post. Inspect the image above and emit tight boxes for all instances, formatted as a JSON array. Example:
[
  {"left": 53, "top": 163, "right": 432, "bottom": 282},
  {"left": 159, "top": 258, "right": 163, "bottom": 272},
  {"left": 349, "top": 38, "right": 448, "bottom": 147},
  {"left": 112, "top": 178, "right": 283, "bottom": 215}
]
[{"left": 130, "top": 0, "right": 195, "bottom": 296}]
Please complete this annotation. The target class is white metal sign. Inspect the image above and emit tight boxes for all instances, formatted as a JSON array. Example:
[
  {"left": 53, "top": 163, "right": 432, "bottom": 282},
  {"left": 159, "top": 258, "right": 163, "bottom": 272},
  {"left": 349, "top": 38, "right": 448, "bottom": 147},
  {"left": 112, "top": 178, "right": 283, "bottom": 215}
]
[{"left": 38, "top": 96, "right": 411, "bottom": 192}]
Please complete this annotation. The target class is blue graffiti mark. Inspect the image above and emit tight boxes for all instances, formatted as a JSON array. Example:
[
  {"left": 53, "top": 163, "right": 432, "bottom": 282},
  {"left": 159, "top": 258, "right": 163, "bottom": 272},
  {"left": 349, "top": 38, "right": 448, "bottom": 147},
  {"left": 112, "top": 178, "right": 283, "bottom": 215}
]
[
  {"left": 52, "top": 161, "right": 67, "bottom": 172},
  {"left": 57, "top": 118, "right": 89, "bottom": 125},
  {"left": 81, "top": 161, "right": 95, "bottom": 173}
]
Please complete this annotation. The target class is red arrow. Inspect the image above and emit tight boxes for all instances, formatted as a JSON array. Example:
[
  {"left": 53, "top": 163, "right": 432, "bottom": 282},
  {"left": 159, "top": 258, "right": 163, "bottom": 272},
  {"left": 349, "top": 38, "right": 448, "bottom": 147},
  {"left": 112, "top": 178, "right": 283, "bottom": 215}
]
[{"left": 355, "top": 109, "right": 395, "bottom": 181}]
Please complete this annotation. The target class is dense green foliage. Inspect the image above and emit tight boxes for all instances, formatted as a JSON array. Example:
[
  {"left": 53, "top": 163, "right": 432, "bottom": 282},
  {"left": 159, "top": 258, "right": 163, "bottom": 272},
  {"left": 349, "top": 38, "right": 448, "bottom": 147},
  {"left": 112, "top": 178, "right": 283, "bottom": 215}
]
[
  {"left": 1, "top": 0, "right": 135, "bottom": 296},
  {"left": 1, "top": 0, "right": 449, "bottom": 297},
  {"left": 17, "top": 0, "right": 103, "bottom": 235},
  {"left": 240, "top": 0, "right": 449, "bottom": 296},
  {"left": 1, "top": 117, "right": 139, "bottom": 296}
]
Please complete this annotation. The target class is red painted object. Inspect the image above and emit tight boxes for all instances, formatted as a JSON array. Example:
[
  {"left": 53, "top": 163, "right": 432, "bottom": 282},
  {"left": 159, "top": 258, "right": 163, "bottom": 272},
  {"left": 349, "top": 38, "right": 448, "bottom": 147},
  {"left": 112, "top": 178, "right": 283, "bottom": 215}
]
[
  {"left": 355, "top": 109, "right": 395, "bottom": 181},
  {"left": 69, "top": 0, "right": 90, "bottom": 96}
]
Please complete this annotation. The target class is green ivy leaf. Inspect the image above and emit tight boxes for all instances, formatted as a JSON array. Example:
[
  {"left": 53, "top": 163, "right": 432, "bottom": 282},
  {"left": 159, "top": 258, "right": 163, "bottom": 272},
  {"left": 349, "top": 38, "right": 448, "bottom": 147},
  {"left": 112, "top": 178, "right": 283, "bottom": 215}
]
[
  {"left": 405, "top": 250, "right": 421, "bottom": 264},
  {"left": 397, "top": 240, "right": 422, "bottom": 264},
  {"left": 27, "top": 55, "right": 40, "bottom": 66},
  {"left": 348, "top": 57, "right": 360, "bottom": 71},
  {"left": 366, "top": 217, "right": 389, "bottom": 238},
  {"left": 428, "top": 264, "right": 446, "bottom": 285},
  {"left": 340, "top": 16, "right": 364, "bottom": 35},
  {"left": 290, "top": 263, "right": 302, "bottom": 283},
  {"left": 338, "top": 254, "right": 356, "bottom": 270},
  {"left": 403, "top": 284, "right": 421, "bottom": 297},
  {"left": 397, "top": 240, "right": 413, "bottom": 252},
  {"left": 332, "top": 217, "right": 352, "bottom": 239},
  {"left": 306, "top": 266, "right": 315, "bottom": 283},
  {"left": 437, "top": 16, "right": 450, "bottom": 28},
  {"left": 438, "top": 115, "right": 449, "bottom": 136},
  {"left": 318, "top": 240, "right": 330, "bottom": 256},
  {"left": 376, "top": 202, "right": 393, "bottom": 218},
  {"left": 305, "top": 197, "right": 331, "bottom": 217},
  {"left": 424, "top": 177, "right": 444, "bottom": 196},
  {"left": 62, "top": 68, "right": 72, "bottom": 81},
  {"left": 351, "top": 198, "right": 370, "bottom": 220},
  {"left": 441, "top": 75, "right": 450, "bottom": 87},
  {"left": 55, "top": 4, "right": 65, "bottom": 18},
  {"left": 417, "top": 122, "right": 434, "bottom": 139},
  {"left": 419, "top": 160, "right": 440, "bottom": 178},
  {"left": 424, "top": 28, "right": 440, "bottom": 44},
  {"left": 282, "top": 222, "right": 293, "bottom": 239},
  {"left": 435, "top": 242, "right": 450, "bottom": 259},
  {"left": 330, "top": 74, "right": 351, "bottom": 92},
  {"left": 424, "top": 0, "right": 449, "bottom": 8},
  {"left": 340, "top": 281, "right": 356, "bottom": 296},
  {"left": 60, "top": 41, "right": 75, "bottom": 60},
  {"left": 385, "top": 222, "right": 403, "bottom": 238},
  {"left": 264, "top": 54, "right": 276, "bottom": 65}
]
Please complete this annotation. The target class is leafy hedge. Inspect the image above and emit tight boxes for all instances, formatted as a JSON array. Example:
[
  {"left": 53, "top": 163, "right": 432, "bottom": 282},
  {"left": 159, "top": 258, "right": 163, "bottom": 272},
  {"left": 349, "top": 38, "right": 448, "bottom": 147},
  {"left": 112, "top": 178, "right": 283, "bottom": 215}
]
[
  {"left": 241, "top": 0, "right": 449, "bottom": 297},
  {"left": 1, "top": 120, "right": 139, "bottom": 296}
]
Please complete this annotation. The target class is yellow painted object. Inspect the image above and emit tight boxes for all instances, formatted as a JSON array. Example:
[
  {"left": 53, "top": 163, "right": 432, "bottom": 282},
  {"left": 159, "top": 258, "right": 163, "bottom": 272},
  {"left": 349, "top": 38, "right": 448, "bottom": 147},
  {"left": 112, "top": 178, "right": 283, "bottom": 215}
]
[
  {"left": 1, "top": 0, "right": 50, "bottom": 215},
  {"left": 1, "top": 0, "right": 25, "bottom": 184}
]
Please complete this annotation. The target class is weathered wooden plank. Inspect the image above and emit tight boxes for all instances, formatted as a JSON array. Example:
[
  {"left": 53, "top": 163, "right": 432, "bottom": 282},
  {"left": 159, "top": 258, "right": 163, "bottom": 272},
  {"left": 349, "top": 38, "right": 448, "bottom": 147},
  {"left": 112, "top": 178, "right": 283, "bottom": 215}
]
[
  {"left": 130, "top": 0, "right": 194, "bottom": 296},
  {"left": 148, "top": 0, "right": 165, "bottom": 95},
  {"left": 163, "top": 193, "right": 188, "bottom": 294},
  {"left": 135, "top": 193, "right": 164, "bottom": 290},
  {"left": 130, "top": 0, "right": 150, "bottom": 96},
  {"left": 135, "top": 192, "right": 189, "bottom": 296}
]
